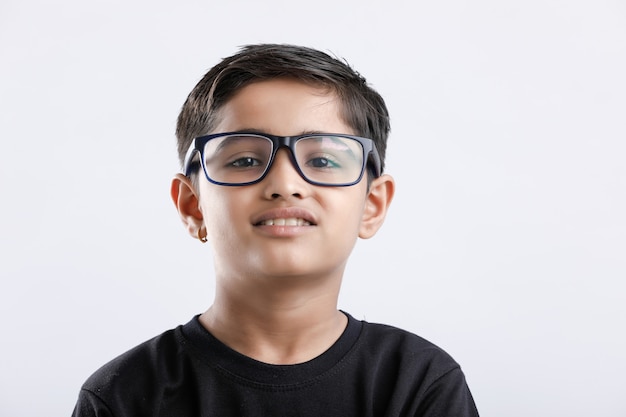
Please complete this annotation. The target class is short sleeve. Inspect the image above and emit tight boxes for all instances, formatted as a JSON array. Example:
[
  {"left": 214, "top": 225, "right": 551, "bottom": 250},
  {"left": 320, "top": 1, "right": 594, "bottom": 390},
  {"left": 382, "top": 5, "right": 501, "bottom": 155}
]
[
  {"left": 71, "top": 389, "right": 115, "bottom": 417},
  {"left": 415, "top": 367, "right": 479, "bottom": 417}
]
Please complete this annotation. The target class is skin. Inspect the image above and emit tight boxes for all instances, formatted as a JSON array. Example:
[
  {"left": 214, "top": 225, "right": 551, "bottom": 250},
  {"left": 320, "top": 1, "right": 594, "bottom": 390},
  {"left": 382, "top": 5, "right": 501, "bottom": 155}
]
[{"left": 171, "top": 78, "right": 395, "bottom": 364}]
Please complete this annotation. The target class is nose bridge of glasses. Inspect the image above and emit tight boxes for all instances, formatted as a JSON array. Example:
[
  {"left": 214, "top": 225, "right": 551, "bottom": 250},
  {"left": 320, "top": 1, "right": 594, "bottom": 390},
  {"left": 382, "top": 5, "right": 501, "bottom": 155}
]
[
  {"left": 268, "top": 135, "right": 302, "bottom": 171},
  {"left": 273, "top": 135, "right": 296, "bottom": 152},
  {"left": 267, "top": 143, "right": 302, "bottom": 179}
]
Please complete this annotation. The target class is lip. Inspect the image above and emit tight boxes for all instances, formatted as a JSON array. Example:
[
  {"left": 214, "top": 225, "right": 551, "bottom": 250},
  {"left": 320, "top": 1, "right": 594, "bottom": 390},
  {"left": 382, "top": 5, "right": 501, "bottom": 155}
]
[{"left": 252, "top": 207, "right": 317, "bottom": 227}]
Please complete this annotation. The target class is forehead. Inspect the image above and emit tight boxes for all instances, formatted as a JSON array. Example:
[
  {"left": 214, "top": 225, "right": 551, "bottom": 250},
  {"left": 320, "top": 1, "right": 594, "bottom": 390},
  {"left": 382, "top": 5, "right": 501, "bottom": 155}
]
[{"left": 212, "top": 78, "right": 354, "bottom": 136}]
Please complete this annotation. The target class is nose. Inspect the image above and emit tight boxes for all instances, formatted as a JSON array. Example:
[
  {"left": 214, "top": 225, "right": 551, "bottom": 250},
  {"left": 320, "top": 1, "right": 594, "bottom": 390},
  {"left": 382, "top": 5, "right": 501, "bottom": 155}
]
[{"left": 261, "top": 149, "right": 308, "bottom": 199}]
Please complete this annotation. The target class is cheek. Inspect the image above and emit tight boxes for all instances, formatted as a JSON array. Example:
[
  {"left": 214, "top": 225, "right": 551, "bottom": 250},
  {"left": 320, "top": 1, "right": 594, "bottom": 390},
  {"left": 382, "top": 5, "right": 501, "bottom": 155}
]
[
  {"left": 327, "top": 191, "right": 367, "bottom": 234},
  {"left": 198, "top": 189, "right": 245, "bottom": 238}
]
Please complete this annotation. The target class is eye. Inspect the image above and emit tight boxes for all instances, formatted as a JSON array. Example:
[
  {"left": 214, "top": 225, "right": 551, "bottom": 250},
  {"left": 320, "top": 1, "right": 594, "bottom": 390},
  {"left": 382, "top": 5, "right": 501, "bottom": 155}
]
[
  {"left": 307, "top": 156, "right": 340, "bottom": 169},
  {"left": 229, "top": 156, "right": 262, "bottom": 168}
]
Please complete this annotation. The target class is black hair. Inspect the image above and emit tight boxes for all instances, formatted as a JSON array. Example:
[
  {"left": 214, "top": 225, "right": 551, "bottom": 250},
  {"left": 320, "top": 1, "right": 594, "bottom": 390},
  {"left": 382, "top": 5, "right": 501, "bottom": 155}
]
[{"left": 176, "top": 44, "right": 390, "bottom": 177}]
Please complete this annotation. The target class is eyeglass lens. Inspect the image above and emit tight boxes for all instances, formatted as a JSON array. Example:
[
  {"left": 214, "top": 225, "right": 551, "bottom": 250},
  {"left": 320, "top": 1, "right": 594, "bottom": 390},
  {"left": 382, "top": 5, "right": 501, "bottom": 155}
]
[{"left": 202, "top": 134, "right": 365, "bottom": 185}]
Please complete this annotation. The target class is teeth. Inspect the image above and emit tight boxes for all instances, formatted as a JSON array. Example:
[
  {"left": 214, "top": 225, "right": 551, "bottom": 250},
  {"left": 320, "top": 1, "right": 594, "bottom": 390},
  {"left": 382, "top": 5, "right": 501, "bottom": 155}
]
[{"left": 260, "top": 218, "right": 311, "bottom": 226}]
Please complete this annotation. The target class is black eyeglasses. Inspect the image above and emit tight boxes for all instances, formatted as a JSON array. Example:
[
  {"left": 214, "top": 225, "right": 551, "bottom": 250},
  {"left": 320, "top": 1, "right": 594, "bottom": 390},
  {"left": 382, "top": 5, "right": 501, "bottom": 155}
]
[{"left": 183, "top": 132, "right": 382, "bottom": 187}]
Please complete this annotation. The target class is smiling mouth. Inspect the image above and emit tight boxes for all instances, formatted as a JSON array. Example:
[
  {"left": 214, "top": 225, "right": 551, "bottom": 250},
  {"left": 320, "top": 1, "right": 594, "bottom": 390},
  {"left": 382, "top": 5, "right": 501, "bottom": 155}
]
[{"left": 256, "top": 218, "right": 313, "bottom": 226}]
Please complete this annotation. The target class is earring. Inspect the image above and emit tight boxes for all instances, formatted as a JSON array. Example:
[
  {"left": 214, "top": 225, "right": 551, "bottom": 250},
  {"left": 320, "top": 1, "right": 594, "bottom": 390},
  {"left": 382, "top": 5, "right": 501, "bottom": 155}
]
[{"left": 197, "top": 229, "right": 208, "bottom": 243}]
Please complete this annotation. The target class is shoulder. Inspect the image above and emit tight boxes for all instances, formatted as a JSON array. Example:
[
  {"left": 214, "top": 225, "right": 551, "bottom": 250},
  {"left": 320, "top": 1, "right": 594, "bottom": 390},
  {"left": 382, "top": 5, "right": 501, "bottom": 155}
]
[
  {"left": 359, "top": 319, "right": 458, "bottom": 363},
  {"left": 353, "top": 317, "right": 463, "bottom": 387},
  {"left": 349, "top": 317, "right": 479, "bottom": 416},
  {"left": 75, "top": 323, "right": 189, "bottom": 417},
  {"left": 82, "top": 327, "right": 182, "bottom": 391}
]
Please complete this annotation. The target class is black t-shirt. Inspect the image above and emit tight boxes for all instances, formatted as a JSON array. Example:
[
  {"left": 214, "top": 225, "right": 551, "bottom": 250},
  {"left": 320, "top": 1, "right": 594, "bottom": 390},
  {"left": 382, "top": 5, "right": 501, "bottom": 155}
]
[{"left": 73, "top": 312, "right": 479, "bottom": 416}]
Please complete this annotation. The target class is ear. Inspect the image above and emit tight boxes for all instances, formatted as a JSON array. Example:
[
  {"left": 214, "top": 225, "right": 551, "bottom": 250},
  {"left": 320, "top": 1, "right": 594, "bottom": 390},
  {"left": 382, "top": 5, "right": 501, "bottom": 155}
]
[
  {"left": 171, "top": 173, "right": 204, "bottom": 239},
  {"left": 359, "top": 174, "right": 395, "bottom": 239}
]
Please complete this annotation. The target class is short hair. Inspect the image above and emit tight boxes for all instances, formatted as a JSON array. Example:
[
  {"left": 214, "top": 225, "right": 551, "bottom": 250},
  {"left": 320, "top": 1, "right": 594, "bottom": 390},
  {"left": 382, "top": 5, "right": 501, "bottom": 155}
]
[{"left": 175, "top": 43, "right": 391, "bottom": 178}]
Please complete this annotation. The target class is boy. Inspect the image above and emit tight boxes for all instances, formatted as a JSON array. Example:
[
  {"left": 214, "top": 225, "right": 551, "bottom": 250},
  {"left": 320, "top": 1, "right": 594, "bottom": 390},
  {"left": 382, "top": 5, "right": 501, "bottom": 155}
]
[{"left": 72, "top": 43, "right": 479, "bottom": 416}]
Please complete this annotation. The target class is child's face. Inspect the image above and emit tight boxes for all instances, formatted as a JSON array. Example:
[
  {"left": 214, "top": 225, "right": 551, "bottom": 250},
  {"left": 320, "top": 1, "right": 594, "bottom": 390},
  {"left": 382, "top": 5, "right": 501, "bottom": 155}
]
[{"left": 186, "top": 78, "right": 381, "bottom": 282}]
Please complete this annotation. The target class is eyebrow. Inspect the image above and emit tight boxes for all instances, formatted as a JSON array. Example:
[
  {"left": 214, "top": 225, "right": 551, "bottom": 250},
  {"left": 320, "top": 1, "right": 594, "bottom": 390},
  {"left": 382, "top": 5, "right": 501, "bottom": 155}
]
[
  {"left": 212, "top": 133, "right": 261, "bottom": 153},
  {"left": 228, "top": 128, "right": 340, "bottom": 137}
]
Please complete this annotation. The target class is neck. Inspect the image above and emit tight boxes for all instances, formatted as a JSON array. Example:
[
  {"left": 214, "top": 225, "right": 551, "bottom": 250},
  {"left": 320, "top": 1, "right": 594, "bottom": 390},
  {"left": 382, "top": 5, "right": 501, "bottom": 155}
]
[{"left": 199, "top": 274, "right": 347, "bottom": 365}]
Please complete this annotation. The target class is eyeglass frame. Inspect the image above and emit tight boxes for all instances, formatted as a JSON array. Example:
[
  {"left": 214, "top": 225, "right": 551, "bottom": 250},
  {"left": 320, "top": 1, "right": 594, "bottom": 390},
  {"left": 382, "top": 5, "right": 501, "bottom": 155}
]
[{"left": 183, "top": 131, "right": 382, "bottom": 187}]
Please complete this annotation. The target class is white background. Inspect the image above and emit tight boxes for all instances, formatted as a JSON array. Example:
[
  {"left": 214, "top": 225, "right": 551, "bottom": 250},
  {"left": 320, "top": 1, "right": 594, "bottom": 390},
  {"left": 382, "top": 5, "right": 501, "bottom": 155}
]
[{"left": 1, "top": 1, "right": 625, "bottom": 416}]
